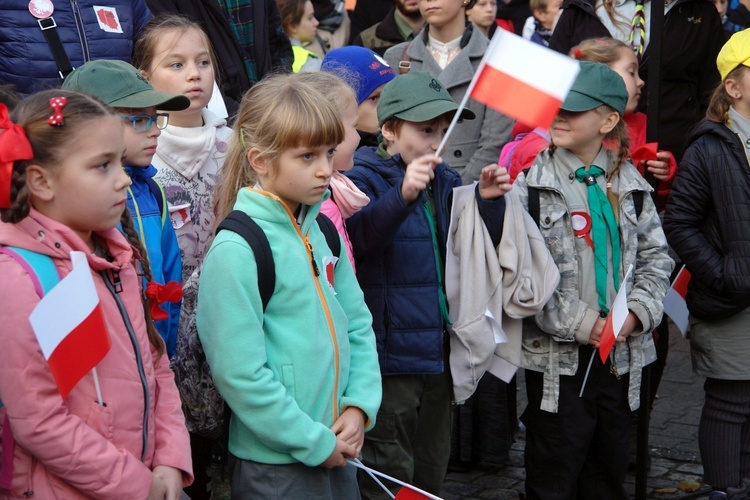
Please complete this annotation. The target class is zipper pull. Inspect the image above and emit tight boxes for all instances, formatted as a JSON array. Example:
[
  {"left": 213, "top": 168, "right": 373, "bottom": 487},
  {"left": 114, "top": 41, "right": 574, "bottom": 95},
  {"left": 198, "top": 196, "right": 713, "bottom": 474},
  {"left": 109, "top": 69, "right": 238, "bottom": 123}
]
[
  {"left": 305, "top": 239, "right": 321, "bottom": 276},
  {"left": 111, "top": 269, "right": 123, "bottom": 293}
]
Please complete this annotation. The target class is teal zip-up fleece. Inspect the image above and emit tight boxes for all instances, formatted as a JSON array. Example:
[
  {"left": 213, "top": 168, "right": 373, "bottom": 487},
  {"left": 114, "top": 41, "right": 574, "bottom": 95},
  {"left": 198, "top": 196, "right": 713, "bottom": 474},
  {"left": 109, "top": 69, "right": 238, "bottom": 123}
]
[{"left": 196, "top": 187, "right": 382, "bottom": 466}]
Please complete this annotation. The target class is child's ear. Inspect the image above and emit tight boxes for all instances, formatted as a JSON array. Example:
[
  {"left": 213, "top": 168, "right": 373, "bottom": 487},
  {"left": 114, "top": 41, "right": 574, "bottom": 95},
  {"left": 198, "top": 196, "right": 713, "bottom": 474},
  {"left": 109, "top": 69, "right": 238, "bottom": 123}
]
[
  {"left": 247, "top": 148, "right": 269, "bottom": 177},
  {"left": 725, "top": 78, "right": 741, "bottom": 100},
  {"left": 600, "top": 111, "right": 620, "bottom": 135},
  {"left": 25, "top": 163, "right": 55, "bottom": 202},
  {"left": 381, "top": 123, "right": 396, "bottom": 143},
  {"left": 139, "top": 69, "right": 150, "bottom": 82}
]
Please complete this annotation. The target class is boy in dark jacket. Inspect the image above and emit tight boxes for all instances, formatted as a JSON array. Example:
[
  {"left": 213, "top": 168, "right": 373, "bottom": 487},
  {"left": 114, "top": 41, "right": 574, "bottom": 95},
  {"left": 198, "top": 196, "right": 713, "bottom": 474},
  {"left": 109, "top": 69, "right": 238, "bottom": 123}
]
[{"left": 345, "top": 71, "right": 510, "bottom": 499}]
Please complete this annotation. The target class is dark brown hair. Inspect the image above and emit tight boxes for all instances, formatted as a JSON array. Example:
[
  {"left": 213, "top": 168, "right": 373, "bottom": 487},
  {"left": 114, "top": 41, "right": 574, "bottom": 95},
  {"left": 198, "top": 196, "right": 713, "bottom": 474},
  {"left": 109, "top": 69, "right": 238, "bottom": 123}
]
[
  {"left": 276, "top": 0, "right": 309, "bottom": 35},
  {"left": 706, "top": 65, "right": 747, "bottom": 123}
]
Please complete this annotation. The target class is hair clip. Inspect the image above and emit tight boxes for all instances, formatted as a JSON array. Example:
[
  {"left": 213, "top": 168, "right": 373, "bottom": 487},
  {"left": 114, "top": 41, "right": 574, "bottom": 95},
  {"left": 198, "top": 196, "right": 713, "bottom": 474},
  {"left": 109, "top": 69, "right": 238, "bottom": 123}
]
[
  {"left": 0, "top": 104, "right": 34, "bottom": 209},
  {"left": 594, "top": 39, "right": 611, "bottom": 46},
  {"left": 572, "top": 48, "right": 583, "bottom": 59},
  {"left": 48, "top": 97, "right": 67, "bottom": 126}
]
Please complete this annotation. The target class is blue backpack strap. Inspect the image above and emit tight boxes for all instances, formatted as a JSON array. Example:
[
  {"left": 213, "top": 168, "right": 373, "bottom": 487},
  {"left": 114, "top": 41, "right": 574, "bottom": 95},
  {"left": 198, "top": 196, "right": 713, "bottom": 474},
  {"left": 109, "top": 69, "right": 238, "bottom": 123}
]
[{"left": 0, "top": 246, "right": 59, "bottom": 488}]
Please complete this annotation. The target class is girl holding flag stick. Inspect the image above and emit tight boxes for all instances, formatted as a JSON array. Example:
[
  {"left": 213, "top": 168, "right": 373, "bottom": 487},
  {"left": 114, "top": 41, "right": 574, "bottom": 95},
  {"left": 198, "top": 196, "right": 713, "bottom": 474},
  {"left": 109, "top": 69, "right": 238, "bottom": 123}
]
[
  {"left": 513, "top": 61, "right": 672, "bottom": 499},
  {"left": 0, "top": 89, "right": 192, "bottom": 499}
]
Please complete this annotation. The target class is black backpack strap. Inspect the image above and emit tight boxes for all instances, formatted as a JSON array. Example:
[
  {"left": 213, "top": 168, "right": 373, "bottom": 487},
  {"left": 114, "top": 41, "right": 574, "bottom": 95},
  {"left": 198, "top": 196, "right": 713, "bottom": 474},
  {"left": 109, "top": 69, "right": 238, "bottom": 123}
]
[
  {"left": 316, "top": 213, "right": 341, "bottom": 259},
  {"left": 216, "top": 211, "right": 275, "bottom": 311},
  {"left": 521, "top": 167, "right": 541, "bottom": 228},
  {"left": 38, "top": 17, "right": 75, "bottom": 80},
  {"left": 633, "top": 191, "right": 643, "bottom": 220}
]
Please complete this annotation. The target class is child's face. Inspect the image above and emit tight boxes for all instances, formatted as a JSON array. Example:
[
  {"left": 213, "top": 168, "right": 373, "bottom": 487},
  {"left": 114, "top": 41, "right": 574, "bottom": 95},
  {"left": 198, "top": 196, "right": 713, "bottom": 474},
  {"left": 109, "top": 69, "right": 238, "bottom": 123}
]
[
  {"left": 713, "top": 0, "right": 727, "bottom": 18},
  {"left": 383, "top": 115, "right": 451, "bottom": 164},
  {"left": 334, "top": 98, "right": 360, "bottom": 171},
  {"left": 119, "top": 106, "right": 161, "bottom": 167},
  {"left": 466, "top": 0, "right": 498, "bottom": 31},
  {"left": 143, "top": 28, "right": 214, "bottom": 128},
  {"left": 610, "top": 47, "right": 644, "bottom": 115},
  {"left": 255, "top": 143, "right": 335, "bottom": 213},
  {"left": 39, "top": 115, "right": 129, "bottom": 249},
  {"left": 534, "top": 0, "right": 562, "bottom": 29},
  {"left": 419, "top": 0, "right": 465, "bottom": 29},
  {"left": 359, "top": 83, "right": 386, "bottom": 134},
  {"left": 550, "top": 108, "right": 618, "bottom": 160},
  {"left": 290, "top": 1, "right": 319, "bottom": 43}
]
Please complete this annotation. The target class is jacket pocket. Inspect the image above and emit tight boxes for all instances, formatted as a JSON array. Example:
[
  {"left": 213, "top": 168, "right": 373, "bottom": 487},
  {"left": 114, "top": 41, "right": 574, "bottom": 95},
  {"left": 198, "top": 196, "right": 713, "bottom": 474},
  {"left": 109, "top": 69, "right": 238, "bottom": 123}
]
[
  {"left": 520, "top": 325, "right": 549, "bottom": 372},
  {"left": 363, "top": 413, "right": 396, "bottom": 444},
  {"left": 538, "top": 205, "right": 568, "bottom": 261},
  {"left": 84, "top": 401, "right": 114, "bottom": 441}
]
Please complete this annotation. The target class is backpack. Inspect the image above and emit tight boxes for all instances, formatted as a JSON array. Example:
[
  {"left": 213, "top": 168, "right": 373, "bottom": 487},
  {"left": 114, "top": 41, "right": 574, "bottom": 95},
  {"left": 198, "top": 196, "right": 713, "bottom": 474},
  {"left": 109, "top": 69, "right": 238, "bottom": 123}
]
[
  {"left": 171, "top": 211, "right": 341, "bottom": 438},
  {"left": 0, "top": 247, "right": 60, "bottom": 491}
]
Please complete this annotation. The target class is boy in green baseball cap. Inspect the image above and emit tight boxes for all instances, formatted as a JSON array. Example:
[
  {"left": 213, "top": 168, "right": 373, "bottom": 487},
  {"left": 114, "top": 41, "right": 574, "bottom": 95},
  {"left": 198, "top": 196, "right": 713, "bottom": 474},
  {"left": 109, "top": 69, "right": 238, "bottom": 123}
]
[
  {"left": 63, "top": 59, "right": 189, "bottom": 358},
  {"left": 344, "top": 71, "right": 513, "bottom": 497}
]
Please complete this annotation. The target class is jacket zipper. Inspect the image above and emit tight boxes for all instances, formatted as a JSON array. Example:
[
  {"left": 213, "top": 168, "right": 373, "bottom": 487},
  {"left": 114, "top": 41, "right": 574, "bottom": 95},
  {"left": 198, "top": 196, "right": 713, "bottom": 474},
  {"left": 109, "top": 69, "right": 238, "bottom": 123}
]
[
  {"left": 69, "top": 0, "right": 91, "bottom": 62},
  {"left": 23, "top": 457, "right": 37, "bottom": 496},
  {"left": 282, "top": 206, "right": 341, "bottom": 421},
  {"left": 101, "top": 270, "right": 150, "bottom": 461}
]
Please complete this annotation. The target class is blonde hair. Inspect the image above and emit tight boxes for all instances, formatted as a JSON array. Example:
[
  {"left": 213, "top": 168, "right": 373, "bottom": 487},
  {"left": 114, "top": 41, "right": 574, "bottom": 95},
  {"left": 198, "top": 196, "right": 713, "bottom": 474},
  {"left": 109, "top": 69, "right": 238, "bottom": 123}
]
[
  {"left": 706, "top": 65, "right": 747, "bottom": 123},
  {"left": 214, "top": 73, "right": 345, "bottom": 223},
  {"left": 295, "top": 71, "right": 357, "bottom": 116},
  {"left": 570, "top": 37, "right": 631, "bottom": 65},
  {"left": 132, "top": 14, "right": 217, "bottom": 83},
  {"left": 597, "top": 0, "right": 631, "bottom": 30},
  {"left": 5, "top": 89, "right": 166, "bottom": 360}
]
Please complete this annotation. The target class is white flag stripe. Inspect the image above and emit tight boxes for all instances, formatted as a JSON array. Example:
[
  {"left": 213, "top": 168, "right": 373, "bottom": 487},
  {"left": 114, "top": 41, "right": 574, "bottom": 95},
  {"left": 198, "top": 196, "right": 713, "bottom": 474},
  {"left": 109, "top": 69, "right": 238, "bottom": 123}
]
[
  {"left": 486, "top": 30, "right": 580, "bottom": 100},
  {"left": 663, "top": 288, "right": 690, "bottom": 338},
  {"left": 610, "top": 264, "right": 634, "bottom": 339},
  {"left": 29, "top": 252, "right": 98, "bottom": 358}
]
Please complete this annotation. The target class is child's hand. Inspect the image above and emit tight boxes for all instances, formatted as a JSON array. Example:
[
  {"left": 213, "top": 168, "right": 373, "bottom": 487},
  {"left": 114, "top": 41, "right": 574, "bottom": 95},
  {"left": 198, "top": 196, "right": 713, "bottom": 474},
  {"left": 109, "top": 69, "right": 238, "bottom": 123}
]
[
  {"left": 151, "top": 465, "right": 183, "bottom": 500},
  {"left": 478, "top": 164, "right": 512, "bottom": 200},
  {"left": 402, "top": 154, "right": 440, "bottom": 203},
  {"left": 588, "top": 317, "right": 605, "bottom": 348},
  {"left": 147, "top": 473, "right": 168, "bottom": 500},
  {"left": 322, "top": 436, "right": 357, "bottom": 468},
  {"left": 644, "top": 152, "right": 671, "bottom": 181},
  {"left": 615, "top": 312, "right": 642, "bottom": 343},
  {"left": 330, "top": 407, "right": 367, "bottom": 455}
]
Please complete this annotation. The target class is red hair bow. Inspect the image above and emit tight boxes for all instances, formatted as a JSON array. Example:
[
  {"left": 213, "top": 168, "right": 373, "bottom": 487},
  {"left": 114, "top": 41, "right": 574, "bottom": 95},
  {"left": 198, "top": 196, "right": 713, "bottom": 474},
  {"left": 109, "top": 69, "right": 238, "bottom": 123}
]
[
  {"left": 48, "top": 97, "right": 67, "bottom": 126},
  {"left": 0, "top": 104, "right": 33, "bottom": 209},
  {"left": 145, "top": 281, "right": 183, "bottom": 321}
]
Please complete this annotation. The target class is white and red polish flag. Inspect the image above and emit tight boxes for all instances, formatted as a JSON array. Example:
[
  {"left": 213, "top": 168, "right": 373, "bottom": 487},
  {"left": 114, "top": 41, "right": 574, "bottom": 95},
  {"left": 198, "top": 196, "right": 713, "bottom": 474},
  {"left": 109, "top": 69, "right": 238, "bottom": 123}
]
[
  {"left": 663, "top": 265, "right": 691, "bottom": 338},
  {"left": 598, "top": 265, "right": 633, "bottom": 364},
  {"left": 29, "top": 251, "right": 111, "bottom": 399},
  {"left": 469, "top": 29, "right": 580, "bottom": 129}
]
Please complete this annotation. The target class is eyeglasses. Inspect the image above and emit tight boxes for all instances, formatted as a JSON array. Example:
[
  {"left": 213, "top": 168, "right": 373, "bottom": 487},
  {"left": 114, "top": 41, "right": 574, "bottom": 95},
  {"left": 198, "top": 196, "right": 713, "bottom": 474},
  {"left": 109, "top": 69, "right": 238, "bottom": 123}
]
[{"left": 120, "top": 113, "right": 169, "bottom": 132}]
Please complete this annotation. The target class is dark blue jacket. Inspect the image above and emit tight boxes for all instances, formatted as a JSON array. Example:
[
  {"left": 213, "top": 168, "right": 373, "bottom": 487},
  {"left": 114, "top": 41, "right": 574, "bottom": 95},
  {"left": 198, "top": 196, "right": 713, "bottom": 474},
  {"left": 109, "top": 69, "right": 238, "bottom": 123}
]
[
  {"left": 346, "top": 146, "right": 504, "bottom": 375},
  {"left": 0, "top": 0, "right": 152, "bottom": 95}
]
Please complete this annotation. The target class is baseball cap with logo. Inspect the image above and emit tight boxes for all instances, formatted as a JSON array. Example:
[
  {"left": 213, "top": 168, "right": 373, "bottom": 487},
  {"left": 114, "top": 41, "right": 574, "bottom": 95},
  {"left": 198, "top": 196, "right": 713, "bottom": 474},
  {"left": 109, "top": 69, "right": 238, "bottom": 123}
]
[
  {"left": 377, "top": 72, "right": 475, "bottom": 127},
  {"left": 62, "top": 59, "right": 190, "bottom": 111},
  {"left": 321, "top": 46, "right": 396, "bottom": 105},
  {"left": 717, "top": 29, "right": 750, "bottom": 81}
]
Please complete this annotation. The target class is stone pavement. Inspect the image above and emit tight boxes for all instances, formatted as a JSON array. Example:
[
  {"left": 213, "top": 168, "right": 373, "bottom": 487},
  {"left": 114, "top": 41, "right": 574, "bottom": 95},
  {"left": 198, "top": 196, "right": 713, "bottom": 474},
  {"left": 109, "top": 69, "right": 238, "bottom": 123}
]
[{"left": 440, "top": 325, "right": 712, "bottom": 499}]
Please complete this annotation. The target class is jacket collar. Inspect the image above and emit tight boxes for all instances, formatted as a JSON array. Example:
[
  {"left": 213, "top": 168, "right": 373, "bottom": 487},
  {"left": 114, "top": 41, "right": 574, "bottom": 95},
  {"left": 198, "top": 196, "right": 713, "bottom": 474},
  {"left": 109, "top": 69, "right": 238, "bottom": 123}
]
[{"left": 407, "top": 23, "right": 485, "bottom": 89}]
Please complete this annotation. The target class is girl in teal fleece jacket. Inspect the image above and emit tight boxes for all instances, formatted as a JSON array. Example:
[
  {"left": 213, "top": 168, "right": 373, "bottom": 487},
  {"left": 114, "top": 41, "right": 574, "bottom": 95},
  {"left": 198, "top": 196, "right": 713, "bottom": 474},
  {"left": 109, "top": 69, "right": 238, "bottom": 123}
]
[{"left": 197, "top": 73, "right": 382, "bottom": 498}]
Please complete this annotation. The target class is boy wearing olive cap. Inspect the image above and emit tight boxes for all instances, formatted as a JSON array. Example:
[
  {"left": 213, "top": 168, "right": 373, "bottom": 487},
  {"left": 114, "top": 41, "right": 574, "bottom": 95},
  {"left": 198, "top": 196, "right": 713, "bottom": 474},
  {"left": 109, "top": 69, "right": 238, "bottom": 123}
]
[
  {"left": 345, "top": 71, "right": 512, "bottom": 498},
  {"left": 514, "top": 61, "right": 673, "bottom": 499}
]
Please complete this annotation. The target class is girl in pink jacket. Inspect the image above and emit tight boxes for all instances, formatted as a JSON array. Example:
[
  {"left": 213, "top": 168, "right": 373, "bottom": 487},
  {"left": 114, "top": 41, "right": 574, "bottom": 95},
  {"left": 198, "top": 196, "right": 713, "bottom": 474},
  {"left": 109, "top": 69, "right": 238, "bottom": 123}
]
[{"left": 0, "top": 90, "right": 192, "bottom": 499}]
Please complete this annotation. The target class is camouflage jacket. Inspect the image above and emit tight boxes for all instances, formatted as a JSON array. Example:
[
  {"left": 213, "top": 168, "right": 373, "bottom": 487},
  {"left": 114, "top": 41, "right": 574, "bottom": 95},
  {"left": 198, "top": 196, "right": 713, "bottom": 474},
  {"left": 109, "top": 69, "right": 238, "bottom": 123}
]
[{"left": 514, "top": 149, "right": 673, "bottom": 412}]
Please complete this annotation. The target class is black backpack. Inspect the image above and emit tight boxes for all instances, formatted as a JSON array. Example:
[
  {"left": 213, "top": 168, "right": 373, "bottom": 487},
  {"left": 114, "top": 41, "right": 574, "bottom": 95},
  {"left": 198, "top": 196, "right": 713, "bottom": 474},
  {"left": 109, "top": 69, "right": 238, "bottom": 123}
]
[{"left": 172, "top": 211, "right": 341, "bottom": 438}]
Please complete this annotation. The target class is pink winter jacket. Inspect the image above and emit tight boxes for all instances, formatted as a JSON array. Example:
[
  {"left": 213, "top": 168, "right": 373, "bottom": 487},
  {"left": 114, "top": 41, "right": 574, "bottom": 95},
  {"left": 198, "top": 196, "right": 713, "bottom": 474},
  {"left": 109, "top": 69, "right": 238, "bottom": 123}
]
[{"left": 0, "top": 210, "right": 192, "bottom": 499}]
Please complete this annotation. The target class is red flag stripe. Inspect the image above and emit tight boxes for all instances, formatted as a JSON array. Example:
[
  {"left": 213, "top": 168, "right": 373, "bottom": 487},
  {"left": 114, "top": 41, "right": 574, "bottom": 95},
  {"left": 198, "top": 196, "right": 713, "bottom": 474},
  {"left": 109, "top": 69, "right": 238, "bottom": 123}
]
[
  {"left": 471, "top": 64, "right": 563, "bottom": 130},
  {"left": 672, "top": 266, "right": 691, "bottom": 299},
  {"left": 46, "top": 304, "right": 111, "bottom": 399},
  {"left": 598, "top": 312, "right": 617, "bottom": 364}
]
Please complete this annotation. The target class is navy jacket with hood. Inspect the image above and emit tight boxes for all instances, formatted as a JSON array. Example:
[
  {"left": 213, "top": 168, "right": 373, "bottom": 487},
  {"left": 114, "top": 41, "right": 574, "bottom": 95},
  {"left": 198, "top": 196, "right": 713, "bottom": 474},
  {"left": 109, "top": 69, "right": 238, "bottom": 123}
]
[
  {"left": 346, "top": 146, "right": 504, "bottom": 375},
  {"left": 0, "top": 0, "right": 152, "bottom": 95}
]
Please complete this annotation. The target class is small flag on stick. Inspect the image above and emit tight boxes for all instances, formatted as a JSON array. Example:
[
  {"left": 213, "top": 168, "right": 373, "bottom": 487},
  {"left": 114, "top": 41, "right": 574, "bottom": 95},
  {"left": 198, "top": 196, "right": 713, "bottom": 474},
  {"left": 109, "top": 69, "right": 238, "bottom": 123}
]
[
  {"left": 663, "top": 265, "right": 691, "bottom": 338},
  {"left": 469, "top": 29, "right": 580, "bottom": 129},
  {"left": 598, "top": 264, "right": 633, "bottom": 363},
  {"left": 348, "top": 459, "right": 443, "bottom": 500},
  {"left": 29, "top": 251, "right": 111, "bottom": 399}
]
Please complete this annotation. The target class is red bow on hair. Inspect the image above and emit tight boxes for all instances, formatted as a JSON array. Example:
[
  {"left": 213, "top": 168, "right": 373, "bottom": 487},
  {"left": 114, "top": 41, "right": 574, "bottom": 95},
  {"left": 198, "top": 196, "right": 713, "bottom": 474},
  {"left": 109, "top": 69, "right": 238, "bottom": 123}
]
[
  {"left": 48, "top": 97, "right": 67, "bottom": 126},
  {"left": 145, "top": 281, "right": 183, "bottom": 321},
  {"left": 0, "top": 104, "right": 33, "bottom": 209}
]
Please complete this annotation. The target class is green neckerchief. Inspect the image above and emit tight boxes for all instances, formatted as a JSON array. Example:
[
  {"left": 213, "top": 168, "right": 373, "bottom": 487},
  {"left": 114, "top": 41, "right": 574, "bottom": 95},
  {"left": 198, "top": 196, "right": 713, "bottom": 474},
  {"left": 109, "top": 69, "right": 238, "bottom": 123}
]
[
  {"left": 422, "top": 183, "right": 451, "bottom": 325},
  {"left": 574, "top": 165, "right": 621, "bottom": 312}
]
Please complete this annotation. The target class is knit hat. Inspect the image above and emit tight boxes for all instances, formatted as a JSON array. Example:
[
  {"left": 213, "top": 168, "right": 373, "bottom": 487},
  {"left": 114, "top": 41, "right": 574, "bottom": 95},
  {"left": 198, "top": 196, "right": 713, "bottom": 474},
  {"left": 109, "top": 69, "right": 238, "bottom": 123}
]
[
  {"left": 717, "top": 29, "right": 750, "bottom": 81},
  {"left": 321, "top": 46, "right": 396, "bottom": 104},
  {"left": 560, "top": 61, "right": 627, "bottom": 116},
  {"left": 377, "top": 72, "right": 475, "bottom": 126},
  {"left": 62, "top": 59, "right": 190, "bottom": 111}
]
